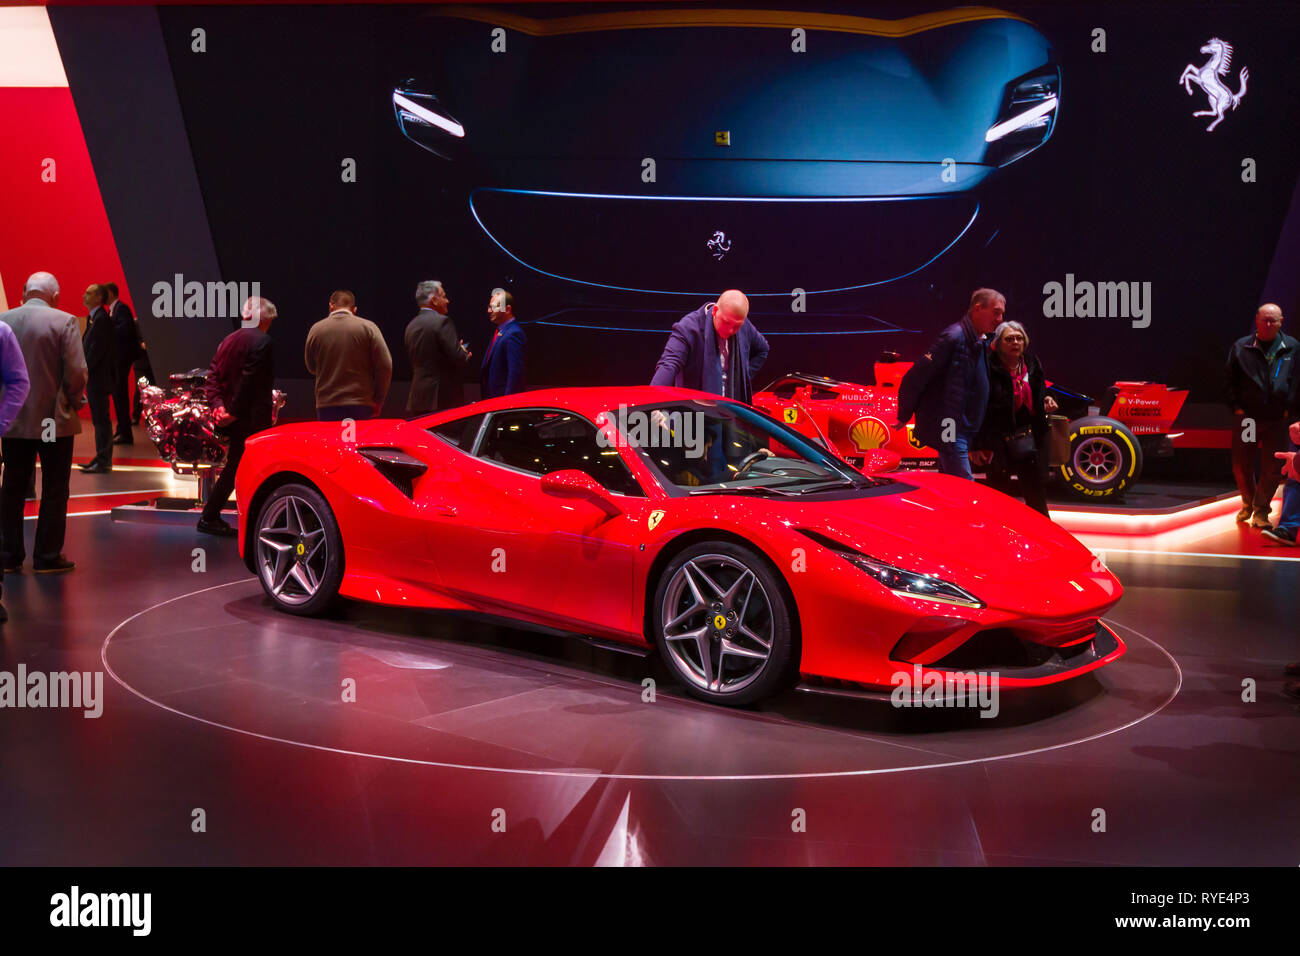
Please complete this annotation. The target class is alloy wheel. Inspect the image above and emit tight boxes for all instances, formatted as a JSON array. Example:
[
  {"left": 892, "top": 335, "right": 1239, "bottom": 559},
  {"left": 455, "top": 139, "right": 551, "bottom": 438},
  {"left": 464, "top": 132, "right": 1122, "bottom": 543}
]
[
  {"left": 257, "top": 495, "right": 329, "bottom": 606},
  {"left": 660, "top": 554, "right": 775, "bottom": 696}
]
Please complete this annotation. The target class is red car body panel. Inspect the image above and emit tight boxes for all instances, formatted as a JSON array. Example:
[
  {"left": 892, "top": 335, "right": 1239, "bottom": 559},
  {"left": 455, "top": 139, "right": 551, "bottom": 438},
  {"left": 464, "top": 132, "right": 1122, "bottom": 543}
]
[{"left": 236, "top": 386, "right": 1125, "bottom": 692}]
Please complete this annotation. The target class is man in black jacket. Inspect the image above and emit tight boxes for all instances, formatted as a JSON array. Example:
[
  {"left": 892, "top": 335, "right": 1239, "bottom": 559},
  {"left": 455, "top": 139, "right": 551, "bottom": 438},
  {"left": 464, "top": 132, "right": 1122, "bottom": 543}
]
[
  {"left": 198, "top": 297, "right": 277, "bottom": 536},
  {"left": 897, "top": 288, "right": 1004, "bottom": 479},
  {"left": 78, "top": 284, "right": 116, "bottom": 474},
  {"left": 104, "top": 282, "right": 140, "bottom": 445},
  {"left": 1225, "top": 304, "right": 1297, "bottom": 528},
  {"left": 405, "top": 280, "right": 470, "bottom": 414}
]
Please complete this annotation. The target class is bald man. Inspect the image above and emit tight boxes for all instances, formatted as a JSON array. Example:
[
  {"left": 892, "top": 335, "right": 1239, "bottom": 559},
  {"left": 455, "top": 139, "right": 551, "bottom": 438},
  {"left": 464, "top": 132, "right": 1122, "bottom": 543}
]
[
  {"left": 651, "top": 290, "right": 769, "bottom": 404},
  {"left": 1225, "top": 303, "right": 1298, "bottom": 527}
]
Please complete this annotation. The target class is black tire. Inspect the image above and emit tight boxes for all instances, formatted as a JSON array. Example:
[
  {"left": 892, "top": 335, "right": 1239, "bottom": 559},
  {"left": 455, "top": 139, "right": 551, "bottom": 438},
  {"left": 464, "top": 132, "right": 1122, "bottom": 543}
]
[
  {"left": 251, "top": 483, "right": 344, "bottom": 616},
  {"left": 1058, "top": 416, "right": 1143, "bottom": 499},
  {"left": 651, "top": 541, "right": 797, "bottom": 706}
]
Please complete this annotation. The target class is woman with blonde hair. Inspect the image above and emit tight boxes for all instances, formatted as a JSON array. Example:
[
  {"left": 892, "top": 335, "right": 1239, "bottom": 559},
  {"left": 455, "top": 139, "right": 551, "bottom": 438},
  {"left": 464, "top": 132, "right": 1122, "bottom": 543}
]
[{"left": 973, "top": 320, "right": 1057, "bottom": 516}]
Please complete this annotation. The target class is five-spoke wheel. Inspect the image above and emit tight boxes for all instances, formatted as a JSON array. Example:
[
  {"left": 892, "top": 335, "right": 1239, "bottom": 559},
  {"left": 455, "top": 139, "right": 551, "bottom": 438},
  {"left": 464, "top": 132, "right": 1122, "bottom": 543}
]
[
  {"left": 652, "top": 542, "right": 796, "bottom": 705},
  {"left": 254, "top": 483, "right": 344, "bottom": 615}
]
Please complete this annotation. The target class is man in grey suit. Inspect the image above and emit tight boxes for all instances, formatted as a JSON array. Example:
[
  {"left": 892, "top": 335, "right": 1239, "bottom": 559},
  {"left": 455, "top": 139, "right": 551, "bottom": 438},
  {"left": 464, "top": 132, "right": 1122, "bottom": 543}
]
[
  {"left": 0, "top": 271, "right": 88, "bottom": 576},
  {"left": 405, "top": 280, "right": 470, "bottom": 415}
]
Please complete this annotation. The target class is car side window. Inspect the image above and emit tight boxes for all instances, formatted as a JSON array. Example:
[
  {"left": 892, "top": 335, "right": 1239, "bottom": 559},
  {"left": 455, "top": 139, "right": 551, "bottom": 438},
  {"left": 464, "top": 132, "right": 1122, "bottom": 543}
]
[
  {"left": 478, "top": 409, "right": 644, "bottom": 497},
  {"left": 430, "top": 413, "right": 485, "bottom": 451}
]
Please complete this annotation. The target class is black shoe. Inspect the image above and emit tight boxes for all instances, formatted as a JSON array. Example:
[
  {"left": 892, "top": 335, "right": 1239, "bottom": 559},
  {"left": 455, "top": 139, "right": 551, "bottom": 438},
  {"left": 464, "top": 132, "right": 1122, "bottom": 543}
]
[
  {"left": 197, "top": 517, "right": 238, "bottom": 537},
  {"left": 33, "top": 555, "right": 75, "bottom": 574},
  {"left": 78, "top": 463, "right": 112, "bottom": 474},
  {"left": 113, "top": 436, "right": 134, "bottom": 446},
  {"left": 1261, "top": 526, "right": 1298, "bottom": 546}
]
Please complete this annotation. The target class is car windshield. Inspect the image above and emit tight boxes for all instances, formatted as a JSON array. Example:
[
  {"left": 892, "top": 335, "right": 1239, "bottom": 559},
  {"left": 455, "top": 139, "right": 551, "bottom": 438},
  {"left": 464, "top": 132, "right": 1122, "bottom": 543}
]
[{"left": 610, "top": 399, "right": 886, "bottom": 496}]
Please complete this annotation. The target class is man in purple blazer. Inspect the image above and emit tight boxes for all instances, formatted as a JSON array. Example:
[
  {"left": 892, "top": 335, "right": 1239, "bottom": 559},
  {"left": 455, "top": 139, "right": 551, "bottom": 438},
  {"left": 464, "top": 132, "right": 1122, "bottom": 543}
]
[{"left": 650, "top": 289, "right": 769, "bottom": 404}]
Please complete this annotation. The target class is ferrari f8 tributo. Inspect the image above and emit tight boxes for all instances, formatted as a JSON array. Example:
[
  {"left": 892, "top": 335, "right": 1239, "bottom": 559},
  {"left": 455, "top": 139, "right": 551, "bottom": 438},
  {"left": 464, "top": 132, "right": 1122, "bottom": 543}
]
[{"left": 237, "top": 387, "right": 1124, "bottom": 705}]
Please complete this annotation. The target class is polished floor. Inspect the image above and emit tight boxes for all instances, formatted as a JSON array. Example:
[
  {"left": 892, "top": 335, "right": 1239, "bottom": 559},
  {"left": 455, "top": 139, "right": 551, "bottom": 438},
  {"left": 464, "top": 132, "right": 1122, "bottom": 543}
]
[{"left": 0, "top": 452, "right": 1296, "bottom": 865}]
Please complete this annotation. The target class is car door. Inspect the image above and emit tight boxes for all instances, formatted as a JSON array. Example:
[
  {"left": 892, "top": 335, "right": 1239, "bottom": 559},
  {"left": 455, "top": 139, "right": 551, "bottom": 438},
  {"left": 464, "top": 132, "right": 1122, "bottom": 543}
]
[{"left": 422, "top": 408, "right": 649, "bottom": 640}]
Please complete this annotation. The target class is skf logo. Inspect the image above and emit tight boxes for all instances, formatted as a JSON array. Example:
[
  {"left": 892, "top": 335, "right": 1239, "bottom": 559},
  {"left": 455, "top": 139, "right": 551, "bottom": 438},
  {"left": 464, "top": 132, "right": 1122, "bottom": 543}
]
[
  {"left": 648, "top": 510, "right": 665, "bottom": 531},
  {"left": 715, "top": 130, "right": 731, "bottom": 146},
  {"left": 782, "top": 407, "right": 798, "bottom": 424}
]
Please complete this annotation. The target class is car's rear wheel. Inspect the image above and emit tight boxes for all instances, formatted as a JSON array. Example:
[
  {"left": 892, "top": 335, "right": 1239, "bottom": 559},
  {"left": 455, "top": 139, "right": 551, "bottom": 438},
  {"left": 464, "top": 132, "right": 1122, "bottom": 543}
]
[
  {"left": 1058, "top": 416, "right": 1143, "bottom": 498},
  {"left": 652, "top": 541, "right": 796, "bottom": 706},
  {"left": 253, "top": 483, "right": 343, "bottom": 616}
]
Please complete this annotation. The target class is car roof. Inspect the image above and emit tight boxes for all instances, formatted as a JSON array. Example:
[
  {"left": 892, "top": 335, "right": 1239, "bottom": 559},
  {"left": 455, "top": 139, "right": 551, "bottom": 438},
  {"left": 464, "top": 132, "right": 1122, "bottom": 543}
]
[{"left": 419, "top": 385, "right": 728, "bottom": 424}]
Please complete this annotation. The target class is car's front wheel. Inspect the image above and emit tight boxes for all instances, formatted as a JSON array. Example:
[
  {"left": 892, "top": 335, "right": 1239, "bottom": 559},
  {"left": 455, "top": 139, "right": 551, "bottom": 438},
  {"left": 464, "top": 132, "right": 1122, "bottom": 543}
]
[
  {"left": 253, "top": 483, "right": 344, "bottom": 616},
  {"left": 652, "top": 541, "right": 797, "bottom": 706}
]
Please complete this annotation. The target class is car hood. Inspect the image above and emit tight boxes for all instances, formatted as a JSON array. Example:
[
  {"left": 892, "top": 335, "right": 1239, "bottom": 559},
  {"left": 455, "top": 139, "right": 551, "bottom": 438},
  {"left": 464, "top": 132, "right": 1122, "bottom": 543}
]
[{"left": 762, "top": 471, "right": 1118, "bottom": 616}]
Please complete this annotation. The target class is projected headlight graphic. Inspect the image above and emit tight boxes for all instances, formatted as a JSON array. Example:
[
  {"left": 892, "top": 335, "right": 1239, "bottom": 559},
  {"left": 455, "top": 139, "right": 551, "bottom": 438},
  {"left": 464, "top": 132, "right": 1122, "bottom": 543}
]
[{"left": 390, "top": 7, "right": 1061, "bottom": 302}]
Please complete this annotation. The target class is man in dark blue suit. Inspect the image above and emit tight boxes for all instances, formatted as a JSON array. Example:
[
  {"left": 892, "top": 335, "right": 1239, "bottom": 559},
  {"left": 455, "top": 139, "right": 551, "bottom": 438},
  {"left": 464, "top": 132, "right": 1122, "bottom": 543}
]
[
  {"left": 650, "top": 290, "right": 769, "bottom": 404},
  {"left": 480, "top": 288, "right": 526, "bottom": 399}
]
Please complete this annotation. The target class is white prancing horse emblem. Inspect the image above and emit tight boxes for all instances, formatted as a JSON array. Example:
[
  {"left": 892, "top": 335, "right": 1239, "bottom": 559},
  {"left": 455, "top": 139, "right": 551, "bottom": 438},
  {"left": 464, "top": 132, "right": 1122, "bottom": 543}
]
[
  {"left": 707, "top": 230, "right": 732, "bottom": 261},
  {"left": 1178, "top": 37, "right": 1248, "bottom": 132}
]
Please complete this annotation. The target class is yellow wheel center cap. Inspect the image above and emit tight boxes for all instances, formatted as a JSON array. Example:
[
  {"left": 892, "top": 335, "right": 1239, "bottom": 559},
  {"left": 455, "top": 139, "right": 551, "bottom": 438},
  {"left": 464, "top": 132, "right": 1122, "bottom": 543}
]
[
  {"left": 713, "top": 614, "right": 727, "bottom": 630},
  {"left": 296, "top": 542, "right": 305, "bottom": 556}
]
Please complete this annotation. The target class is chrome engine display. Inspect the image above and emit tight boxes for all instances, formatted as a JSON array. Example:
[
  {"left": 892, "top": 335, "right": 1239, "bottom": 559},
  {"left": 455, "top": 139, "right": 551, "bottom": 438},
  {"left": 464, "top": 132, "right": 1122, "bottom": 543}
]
[{"left": 138, "top": 370, "right": 285, "bottom": 476}]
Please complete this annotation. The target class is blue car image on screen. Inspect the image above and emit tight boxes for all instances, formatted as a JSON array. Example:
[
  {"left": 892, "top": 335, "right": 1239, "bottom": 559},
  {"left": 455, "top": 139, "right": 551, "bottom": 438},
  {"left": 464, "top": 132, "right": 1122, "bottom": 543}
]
[{"left": 392, "top": 5, "right": 1059, "bottom": 302}]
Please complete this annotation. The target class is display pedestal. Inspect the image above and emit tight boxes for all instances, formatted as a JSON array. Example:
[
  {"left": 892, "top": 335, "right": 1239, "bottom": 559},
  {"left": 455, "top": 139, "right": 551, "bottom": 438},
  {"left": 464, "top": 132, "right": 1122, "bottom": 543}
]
[
  {"left": 110, "top": 495, "right": 237, "bottom": 526},
  {"left": 110, "top": 470, "right": 233, "bottom": 526}
]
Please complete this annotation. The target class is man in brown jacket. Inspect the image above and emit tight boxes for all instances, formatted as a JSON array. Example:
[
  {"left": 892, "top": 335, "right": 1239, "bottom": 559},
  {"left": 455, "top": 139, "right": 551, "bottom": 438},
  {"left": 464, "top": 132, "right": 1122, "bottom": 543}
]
[
  {"left": 304, "top": 290, "right": 393, "bottom": 421},
  {"left": 0, "top": 271, "right": 88, "bottom": 575}
]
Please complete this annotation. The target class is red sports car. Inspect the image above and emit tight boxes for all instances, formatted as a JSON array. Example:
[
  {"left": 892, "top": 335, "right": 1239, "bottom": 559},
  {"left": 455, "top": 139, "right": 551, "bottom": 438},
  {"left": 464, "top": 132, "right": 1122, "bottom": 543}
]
[{"left": 236, "top": 387, "right": 1125, "bottom": 705}]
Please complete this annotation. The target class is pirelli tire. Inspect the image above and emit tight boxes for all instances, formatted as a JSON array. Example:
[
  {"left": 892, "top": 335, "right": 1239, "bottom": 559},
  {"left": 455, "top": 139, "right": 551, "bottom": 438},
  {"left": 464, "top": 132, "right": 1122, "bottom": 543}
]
[{"left": 1059, "top": 416, "right": 1143, "bottom": 499}]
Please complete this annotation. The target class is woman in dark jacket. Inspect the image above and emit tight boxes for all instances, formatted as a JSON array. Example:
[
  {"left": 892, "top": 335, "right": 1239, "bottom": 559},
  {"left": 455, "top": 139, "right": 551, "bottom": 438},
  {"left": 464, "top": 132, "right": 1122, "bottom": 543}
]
[{"left": 974, "top": 321, "right": 1057, "bottom": 516}]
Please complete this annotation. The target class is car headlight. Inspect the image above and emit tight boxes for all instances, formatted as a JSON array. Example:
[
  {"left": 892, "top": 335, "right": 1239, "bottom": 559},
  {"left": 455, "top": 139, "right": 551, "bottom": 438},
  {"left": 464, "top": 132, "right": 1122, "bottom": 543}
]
[
  {"left": 985, "top": 66, "right": 1060, "bottom": 166},
  {"left": 835, "top": 550, "right": 985, "bottom": 609},
  {"left": 392, "top": 83, "right": 465, "bottom": 160}
]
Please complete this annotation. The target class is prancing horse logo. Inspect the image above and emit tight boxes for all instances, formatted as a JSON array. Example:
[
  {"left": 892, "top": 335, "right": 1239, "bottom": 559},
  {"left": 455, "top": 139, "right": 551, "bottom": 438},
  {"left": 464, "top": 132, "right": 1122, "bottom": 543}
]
[
  {"left": 707, "top": 231, "right": 732, "bottom": 261},
  {"left": 1178, "top": 37, "right": 1248, "bottom": 132}
]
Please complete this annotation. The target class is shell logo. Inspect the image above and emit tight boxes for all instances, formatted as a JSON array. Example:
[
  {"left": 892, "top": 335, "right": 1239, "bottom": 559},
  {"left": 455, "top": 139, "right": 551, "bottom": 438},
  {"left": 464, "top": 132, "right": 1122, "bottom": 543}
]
[{"left": 847, "top": 416, "right": 890, "bottom": 453}]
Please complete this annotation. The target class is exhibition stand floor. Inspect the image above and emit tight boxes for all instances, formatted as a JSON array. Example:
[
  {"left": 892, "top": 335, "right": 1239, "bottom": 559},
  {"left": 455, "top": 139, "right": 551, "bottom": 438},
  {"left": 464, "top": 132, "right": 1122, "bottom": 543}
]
[{"left": 1, "top": 485, "right": 1296, "bottom": 865}]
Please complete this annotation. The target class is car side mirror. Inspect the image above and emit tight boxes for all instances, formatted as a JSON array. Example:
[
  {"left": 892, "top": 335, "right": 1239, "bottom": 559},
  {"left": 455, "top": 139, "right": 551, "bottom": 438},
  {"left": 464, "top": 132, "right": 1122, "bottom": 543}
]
[
  {"left": 859, "top": 449, "right": 902, "bottom": 474},
  {"left": 540, "top": 469, "right": 621, "bottom": 514}
]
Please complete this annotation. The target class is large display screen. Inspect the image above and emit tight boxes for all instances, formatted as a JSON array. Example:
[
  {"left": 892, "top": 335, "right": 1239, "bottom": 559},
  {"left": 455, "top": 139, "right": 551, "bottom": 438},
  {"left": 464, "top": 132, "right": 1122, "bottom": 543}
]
[{"left": 54, "top": 2, "right": 1300, "bottom": 409}]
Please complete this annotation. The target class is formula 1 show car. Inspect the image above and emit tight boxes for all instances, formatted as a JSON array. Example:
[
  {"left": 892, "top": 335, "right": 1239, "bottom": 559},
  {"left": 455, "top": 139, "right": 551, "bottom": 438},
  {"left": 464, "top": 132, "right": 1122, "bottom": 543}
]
[
  {"left": 236, "top": 386, "right": 1125, "bottom": 706},
  {"left": 752, "top": 358, "right": 1188, "bottom": 499}
]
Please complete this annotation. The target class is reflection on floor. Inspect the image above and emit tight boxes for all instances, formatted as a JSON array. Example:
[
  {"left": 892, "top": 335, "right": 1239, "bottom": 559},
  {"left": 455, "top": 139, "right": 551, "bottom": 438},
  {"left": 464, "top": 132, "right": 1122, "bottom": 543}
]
[{"left": 0, "top": 455, "right": 1295, "bottom": 865}]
